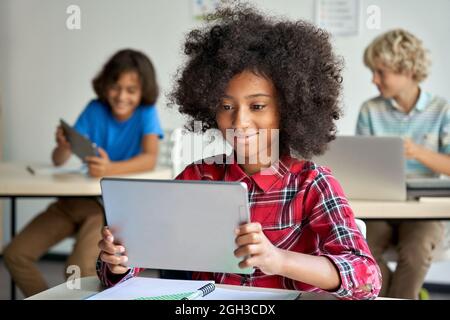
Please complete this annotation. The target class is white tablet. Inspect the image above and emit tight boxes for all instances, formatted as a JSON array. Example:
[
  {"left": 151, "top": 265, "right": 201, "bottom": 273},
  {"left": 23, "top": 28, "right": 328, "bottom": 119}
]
[{"left": 100, "top": 178, "right": 254, "bottom": 275}]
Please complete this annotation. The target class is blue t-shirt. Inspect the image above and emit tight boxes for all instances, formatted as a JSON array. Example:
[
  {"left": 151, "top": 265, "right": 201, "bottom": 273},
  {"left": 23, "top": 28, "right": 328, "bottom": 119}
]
[{"left": 74, "top": 99, "right": 164, "bottom": 161}]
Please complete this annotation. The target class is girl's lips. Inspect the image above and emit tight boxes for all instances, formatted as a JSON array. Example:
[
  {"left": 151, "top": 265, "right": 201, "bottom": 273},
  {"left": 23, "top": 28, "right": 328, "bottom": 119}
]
[
  {"left": 236, "top": 132, "right": 258, "bottom": 139},
  {"left": 234, "top": 132, "right": 259, "bottom": 144}
]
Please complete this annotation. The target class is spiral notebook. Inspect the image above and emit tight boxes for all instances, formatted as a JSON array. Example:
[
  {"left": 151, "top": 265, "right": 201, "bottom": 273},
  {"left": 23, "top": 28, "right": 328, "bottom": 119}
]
[
  {"left": 135, "top": 283, "right": 215, "bottom": 300},
  {"left": 87, "top": 277, "right": 300, "bottom": 300},
  {"left": 87, "top": 278, "right": 214, "bottom": 300}
]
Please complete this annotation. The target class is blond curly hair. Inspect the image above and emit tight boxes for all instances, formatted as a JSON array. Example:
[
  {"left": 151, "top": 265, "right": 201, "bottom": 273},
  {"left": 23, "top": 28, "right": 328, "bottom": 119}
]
[{"left": 364, "top": 29, "right": 430, "bottom": 82}]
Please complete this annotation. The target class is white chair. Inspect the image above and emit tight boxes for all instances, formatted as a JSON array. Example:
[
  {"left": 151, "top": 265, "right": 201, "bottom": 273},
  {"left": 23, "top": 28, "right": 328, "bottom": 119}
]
[
  {"left": 354, "top": 218, "right": 367, "bottom": 239},
  {"left": 158, "top": 128, "right": 232, "bottom": 178},
  {"left": 156, "top": 129, "right": 177, "bottom": 178}
]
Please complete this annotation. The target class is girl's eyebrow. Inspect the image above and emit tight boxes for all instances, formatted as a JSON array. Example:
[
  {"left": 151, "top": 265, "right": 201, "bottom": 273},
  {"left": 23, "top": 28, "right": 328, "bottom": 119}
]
[
  {"left": 222, "top": 93, "right": 272, "bottom": 99},
  {"left": 245, "top": 93, "right": 271, "bottom": 99}
]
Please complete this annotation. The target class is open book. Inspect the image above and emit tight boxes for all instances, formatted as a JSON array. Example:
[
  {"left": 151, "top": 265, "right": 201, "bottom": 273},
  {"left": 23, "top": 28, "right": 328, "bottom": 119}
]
[{"left": 86, "top": 277, "right": 300, "bottom": 300}]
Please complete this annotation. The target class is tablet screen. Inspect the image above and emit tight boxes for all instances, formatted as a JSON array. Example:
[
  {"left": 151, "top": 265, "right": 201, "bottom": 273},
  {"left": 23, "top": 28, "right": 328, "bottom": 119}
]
[{"left": 101, "top": 178, "right": 254, "bottom": 275}]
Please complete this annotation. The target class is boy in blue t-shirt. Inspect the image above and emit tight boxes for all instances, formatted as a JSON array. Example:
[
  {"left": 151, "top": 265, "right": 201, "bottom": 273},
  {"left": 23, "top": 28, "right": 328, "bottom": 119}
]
[{"left": 4, "top": 49, "right": 164, "bottom": 297}]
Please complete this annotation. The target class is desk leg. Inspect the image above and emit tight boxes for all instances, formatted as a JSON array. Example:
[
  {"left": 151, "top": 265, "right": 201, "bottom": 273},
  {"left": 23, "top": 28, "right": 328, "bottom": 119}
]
[{"left": 10, "top": 197, "right": 16, "bottom": 300}]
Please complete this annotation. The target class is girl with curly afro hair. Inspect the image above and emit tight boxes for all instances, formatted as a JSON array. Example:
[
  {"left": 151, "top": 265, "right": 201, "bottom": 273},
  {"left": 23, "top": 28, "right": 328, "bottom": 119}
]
[{"left": 97, "top": 3, "right": 382, "bottom": 300}]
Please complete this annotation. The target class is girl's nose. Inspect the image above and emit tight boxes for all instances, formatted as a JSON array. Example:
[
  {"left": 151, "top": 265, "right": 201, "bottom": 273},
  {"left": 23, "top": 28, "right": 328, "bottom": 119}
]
[{"left": 232, "top": 107, "right": 251, "bottom": 129}]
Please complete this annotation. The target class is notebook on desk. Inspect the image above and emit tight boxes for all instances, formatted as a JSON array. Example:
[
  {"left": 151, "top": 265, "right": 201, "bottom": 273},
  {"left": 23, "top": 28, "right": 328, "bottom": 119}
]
[{"left": 87, "top": 277, "right": 300, "bottom": 300}]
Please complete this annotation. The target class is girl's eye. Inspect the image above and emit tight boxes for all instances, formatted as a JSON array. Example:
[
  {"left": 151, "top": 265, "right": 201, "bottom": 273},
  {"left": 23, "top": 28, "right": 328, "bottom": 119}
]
[
  {"left": 252, "top": 104, "right": 265, "bottom": 110},
  {"left": 222, "top": 105, "right": 233, "bottom": 110}
]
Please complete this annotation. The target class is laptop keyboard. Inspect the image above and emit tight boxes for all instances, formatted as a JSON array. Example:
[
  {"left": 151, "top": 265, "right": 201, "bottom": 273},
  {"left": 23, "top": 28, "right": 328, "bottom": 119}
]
[{"left": 406, "top": 178, "right": 450, "bottom": 189}]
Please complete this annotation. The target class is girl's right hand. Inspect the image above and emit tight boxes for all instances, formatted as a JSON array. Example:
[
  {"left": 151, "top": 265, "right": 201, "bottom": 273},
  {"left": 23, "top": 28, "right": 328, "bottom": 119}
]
[
  {"left": 55, "top": 126, "right": 71, "bottom": 150},
  {"left": 98, "top": 226, "right": 130, "bottom": 275}
]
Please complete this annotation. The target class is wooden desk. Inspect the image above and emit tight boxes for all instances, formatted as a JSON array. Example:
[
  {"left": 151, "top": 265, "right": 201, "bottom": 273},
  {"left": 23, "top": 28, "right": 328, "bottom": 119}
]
[
  {"left": 350, "top": 198, "right": 450, "bottom": 220},
  {"left": 0, "top": 162, "right": 172, "bottom": 299}
]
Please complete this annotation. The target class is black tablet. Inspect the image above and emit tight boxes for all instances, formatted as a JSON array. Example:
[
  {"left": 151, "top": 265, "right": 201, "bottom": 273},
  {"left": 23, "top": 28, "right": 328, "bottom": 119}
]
[{"left": 60, "top": 119, "right": 97, "bottom": 161}]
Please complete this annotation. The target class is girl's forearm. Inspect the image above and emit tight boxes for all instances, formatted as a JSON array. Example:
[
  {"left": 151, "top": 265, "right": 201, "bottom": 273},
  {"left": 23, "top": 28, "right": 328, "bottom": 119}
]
[{"left": 277, "top": 249, "right": 341, "bottom": 291}]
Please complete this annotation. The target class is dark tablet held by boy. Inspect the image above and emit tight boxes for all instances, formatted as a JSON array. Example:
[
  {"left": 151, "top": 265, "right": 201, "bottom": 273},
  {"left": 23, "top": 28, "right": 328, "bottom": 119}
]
[{"left": 60, "top": 118, "right": 97, "bottom": 161}]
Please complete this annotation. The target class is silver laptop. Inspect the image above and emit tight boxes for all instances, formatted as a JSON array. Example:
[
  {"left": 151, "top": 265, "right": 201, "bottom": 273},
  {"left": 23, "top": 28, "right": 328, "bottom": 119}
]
[
  {"left": 313, "top": 136, "right": 407, "bottom": 201},
  {"left": 100, "top": 178, "right": 254, "bottom": 275},
  {"left": 314, "top": 136, "right": 450, "bottom": 200}
]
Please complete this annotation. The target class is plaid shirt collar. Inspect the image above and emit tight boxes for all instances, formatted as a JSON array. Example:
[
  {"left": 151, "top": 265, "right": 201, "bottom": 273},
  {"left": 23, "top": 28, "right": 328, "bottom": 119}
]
[{"left": 224, "top": 154, "right": 294, "bottom": 193}]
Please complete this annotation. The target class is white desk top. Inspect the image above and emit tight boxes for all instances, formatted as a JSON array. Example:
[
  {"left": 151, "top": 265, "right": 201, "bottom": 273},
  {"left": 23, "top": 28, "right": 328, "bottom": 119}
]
[
  {"left": 1, "top": 162, "right": 449, "bottom": 219},
  {"left": 0, "top": 162, "right": 173, "bottom": 196},
  {"left": 26, "top": 276, "right": 332, "bottom": 300},
  {"left": 350, "top": 197, "right": 450, "bottom": 219},
  {"left": 27, "top": 276, "right": 397, "bottom": 300}
]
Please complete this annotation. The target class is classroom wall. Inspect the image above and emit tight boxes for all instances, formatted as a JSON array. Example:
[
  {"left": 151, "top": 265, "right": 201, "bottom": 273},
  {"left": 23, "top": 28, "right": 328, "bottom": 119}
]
[{"left": 1, "top": 0, "right": 449, "bottom": 278}]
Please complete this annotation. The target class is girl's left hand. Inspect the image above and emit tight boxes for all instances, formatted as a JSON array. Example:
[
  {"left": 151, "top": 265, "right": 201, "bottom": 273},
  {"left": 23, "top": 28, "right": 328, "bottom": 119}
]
[
  {"left": 85, "top": 147, "right": 111, "bottom": 177},
  {"left": 234, "top": 222, "right": 283, "bottom": 275}
]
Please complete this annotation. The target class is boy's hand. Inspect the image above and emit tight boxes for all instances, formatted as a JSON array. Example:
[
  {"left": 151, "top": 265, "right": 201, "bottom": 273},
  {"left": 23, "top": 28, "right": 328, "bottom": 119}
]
[
  {"left": 234, "top": 222, "right": 283, "bottom": 275},
  {"left": 404, "top": 138, "right": 424, "bottom": 159},
  {"left": 98, "top": 226, "right": 130, "bottom": 275},
  {"left": 85, "top": 148, "right": 111, "bottom": 177},
  {"left": 55, "top": 126, "right": 71, "bottom": 150}
]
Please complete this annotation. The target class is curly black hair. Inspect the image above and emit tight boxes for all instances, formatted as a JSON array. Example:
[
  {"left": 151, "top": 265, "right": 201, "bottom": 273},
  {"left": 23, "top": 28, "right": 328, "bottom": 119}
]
[{"left": 169, "top": 3, "right": 343, "bottom": 159}]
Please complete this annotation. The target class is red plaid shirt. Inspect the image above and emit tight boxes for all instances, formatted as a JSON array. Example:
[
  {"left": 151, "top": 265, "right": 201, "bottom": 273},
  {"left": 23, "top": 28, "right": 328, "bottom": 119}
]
[{"left": 97, "top": 155, "right": 381, "bottom": 299}]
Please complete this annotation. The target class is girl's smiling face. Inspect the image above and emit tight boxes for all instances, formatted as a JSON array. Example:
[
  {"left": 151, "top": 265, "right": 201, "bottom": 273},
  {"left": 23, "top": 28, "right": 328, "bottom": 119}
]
[
  {"left": 216, "top": 70, "right": 280, "bottom": 169},
  {"left": 107, "top": 71, "right": 142, "bottom": 121}
]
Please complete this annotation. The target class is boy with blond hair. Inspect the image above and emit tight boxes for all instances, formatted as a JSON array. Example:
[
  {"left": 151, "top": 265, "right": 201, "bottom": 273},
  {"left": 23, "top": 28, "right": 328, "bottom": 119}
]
[{"left": 357, "top": 29, "right": 450, "bottom": 299}]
